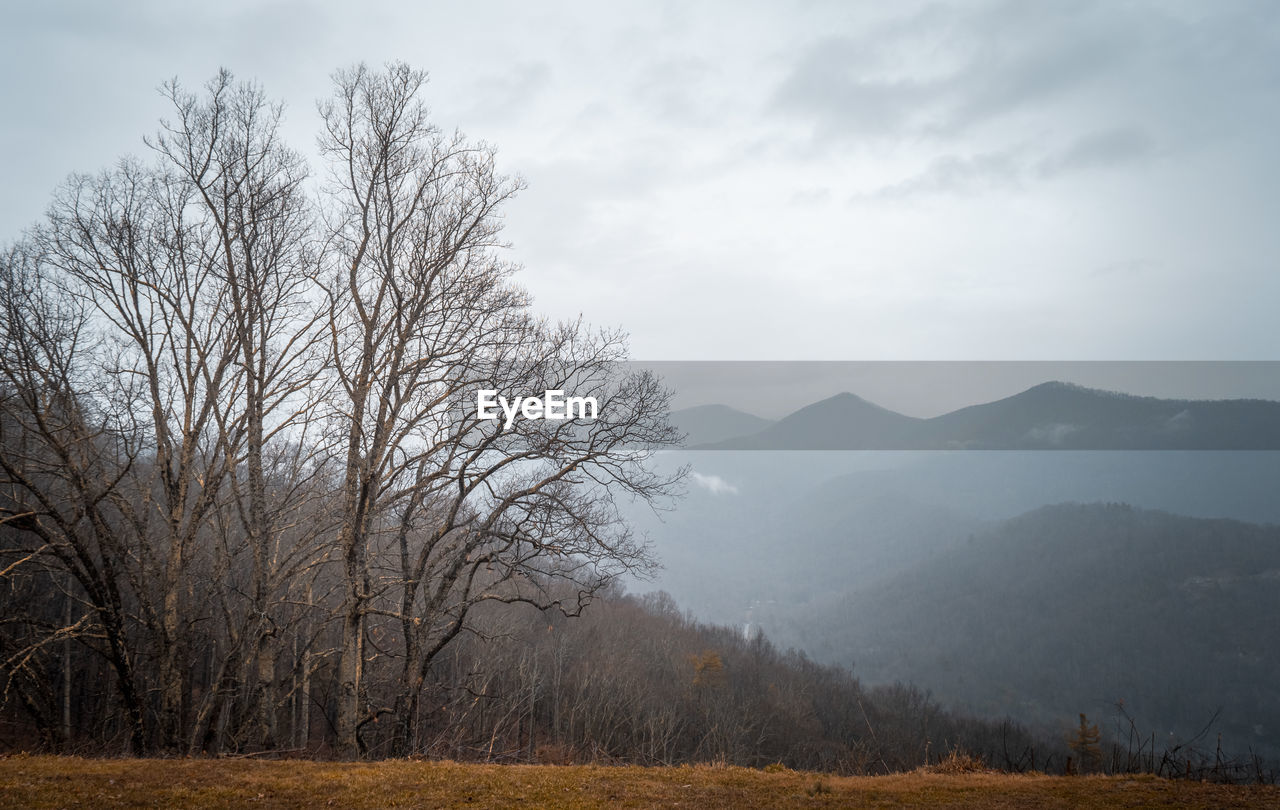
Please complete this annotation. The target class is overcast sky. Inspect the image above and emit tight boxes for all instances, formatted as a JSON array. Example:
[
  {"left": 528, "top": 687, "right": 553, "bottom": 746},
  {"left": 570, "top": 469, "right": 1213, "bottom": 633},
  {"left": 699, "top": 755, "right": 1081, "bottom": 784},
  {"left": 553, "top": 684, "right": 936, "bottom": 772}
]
[{"left": 3, "top": 1, "right": 1278, "bottom": 360}]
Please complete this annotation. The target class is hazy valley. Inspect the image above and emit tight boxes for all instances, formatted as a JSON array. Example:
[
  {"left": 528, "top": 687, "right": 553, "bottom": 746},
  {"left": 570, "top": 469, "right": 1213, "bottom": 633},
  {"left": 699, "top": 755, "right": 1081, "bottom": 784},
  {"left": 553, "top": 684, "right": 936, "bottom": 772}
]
[{"left": 628, "top": 392, "right": 1280, "bottom": 759}]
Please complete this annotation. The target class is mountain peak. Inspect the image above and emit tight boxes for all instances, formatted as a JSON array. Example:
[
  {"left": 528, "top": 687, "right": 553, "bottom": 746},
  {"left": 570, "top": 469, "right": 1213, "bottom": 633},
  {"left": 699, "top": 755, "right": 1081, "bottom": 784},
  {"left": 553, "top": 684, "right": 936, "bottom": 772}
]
[
  {"left": 699, "top": 390, "right": 919, "bottom": 449},
  {"left": 670, "top": 403, "right": 775, "bottom": 447},
  {"left": 813, "top": 391, "right": 895, "bottom": 412},
  {"left": 1029, "top": 380, "right": 1081, "bottom": 391},
  {"left": 1021, "top": 380, "right": 1098, "bottom": 396}
]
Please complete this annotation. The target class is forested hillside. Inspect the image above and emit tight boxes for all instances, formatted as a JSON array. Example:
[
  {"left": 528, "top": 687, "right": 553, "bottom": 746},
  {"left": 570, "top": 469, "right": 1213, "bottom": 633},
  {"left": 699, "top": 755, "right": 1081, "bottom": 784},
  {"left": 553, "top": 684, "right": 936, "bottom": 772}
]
[
  {"left": 820, "top": 503, "right": 1280, "bottom": 757},
  {"left": 629, "top": 452, "right": 1280, "bottom": 766},
  {"left": 1, "top": 568, "right": 1043, "bottom": 771}
]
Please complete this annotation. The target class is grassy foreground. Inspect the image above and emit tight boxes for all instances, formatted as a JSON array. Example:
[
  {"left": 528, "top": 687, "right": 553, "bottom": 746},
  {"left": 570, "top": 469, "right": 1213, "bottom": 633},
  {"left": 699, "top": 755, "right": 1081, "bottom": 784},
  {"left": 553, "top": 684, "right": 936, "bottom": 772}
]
[{"left": 1, "top": 756, "right": 1278, "bottom": 809}]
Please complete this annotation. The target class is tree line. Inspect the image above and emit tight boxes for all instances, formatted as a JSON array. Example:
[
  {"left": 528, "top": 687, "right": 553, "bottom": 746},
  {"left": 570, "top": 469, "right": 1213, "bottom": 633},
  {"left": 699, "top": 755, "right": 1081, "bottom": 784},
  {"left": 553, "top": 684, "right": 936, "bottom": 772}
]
[{"left": 0, "top": 63, "right": 681, "bottom": 758}]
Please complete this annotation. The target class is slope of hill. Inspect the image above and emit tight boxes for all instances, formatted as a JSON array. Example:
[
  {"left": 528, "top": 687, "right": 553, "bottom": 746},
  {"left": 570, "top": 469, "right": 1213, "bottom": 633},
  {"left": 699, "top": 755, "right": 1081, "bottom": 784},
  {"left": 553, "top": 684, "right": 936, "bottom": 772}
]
[
  {"left": 629, "top": 449, "right": 1280, "bottom": 645},
  {"left": 925, "top": 381, "right": 1280, "bottom": 449},
  {"left": 669, "top": 403, "right": 774, "bottom": 447},
  {"left": 701, "top": 392, "right": 922, "bottom": 449},
  {"left": 692, "top": 382, "right": 1280, "bottom": 449},
  {"left": 823, "top": 502, "right": 1280, "bottom": 755}
]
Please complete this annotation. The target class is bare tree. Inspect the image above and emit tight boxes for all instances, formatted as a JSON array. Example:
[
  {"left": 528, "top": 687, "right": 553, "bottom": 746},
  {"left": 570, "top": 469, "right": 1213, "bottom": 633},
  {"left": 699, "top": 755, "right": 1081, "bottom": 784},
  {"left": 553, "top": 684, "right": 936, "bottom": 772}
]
[
  {"left": 315, "top": 63, "right": 682, "bottom": 757},
  {"left": 39, "top": 151, "right": 249, "bottom": 750},
  {"left": 147, "top": 70, "right": 328, "bottom": 753}
]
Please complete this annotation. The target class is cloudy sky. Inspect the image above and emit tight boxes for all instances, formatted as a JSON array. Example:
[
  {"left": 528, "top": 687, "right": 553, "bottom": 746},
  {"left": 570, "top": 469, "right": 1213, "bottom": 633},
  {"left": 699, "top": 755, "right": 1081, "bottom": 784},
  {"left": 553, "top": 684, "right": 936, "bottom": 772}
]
[{"left": 3, "top": 1, "right": 1278, "bottom": 360}]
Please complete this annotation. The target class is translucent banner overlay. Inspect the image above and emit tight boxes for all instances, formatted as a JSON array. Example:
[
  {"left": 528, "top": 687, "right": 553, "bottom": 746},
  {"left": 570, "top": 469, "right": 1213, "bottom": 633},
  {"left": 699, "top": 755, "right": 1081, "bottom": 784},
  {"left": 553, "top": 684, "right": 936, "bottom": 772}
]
[{"left": 631, "top": 361, "right": 1280, "bottom": 449}]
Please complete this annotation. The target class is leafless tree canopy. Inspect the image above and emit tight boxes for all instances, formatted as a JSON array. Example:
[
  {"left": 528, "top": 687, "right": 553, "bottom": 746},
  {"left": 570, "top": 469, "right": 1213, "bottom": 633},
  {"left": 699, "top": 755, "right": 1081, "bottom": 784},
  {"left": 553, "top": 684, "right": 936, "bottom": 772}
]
[{"left": 0, "top": 63, "right": 683, "bottom": 757}]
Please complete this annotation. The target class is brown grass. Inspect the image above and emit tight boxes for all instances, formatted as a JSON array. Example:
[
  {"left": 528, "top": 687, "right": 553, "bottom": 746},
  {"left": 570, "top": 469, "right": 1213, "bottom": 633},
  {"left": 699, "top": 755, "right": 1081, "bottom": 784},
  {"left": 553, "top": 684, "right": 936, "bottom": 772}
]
[
  {"left": 0, "top": 754, "right": 1277, "bottom": 809},
  {"left": 920, "top": 746, "right": 990, "bottom": 775}
]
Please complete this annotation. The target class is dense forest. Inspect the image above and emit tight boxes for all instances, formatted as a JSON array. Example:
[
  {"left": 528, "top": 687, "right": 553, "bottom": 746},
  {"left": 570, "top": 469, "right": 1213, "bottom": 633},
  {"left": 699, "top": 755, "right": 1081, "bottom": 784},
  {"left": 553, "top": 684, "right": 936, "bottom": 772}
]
[{"left": 1, "top": 560, "right": 1046, "bottom": 771}]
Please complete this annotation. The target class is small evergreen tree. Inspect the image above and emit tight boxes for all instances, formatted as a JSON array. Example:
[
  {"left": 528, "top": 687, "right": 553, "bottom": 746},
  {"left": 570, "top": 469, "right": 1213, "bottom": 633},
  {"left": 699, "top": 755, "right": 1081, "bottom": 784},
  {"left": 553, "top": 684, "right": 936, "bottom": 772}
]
[{"left": 1068, "top": 713, "right": 1102, "bottom": 773}]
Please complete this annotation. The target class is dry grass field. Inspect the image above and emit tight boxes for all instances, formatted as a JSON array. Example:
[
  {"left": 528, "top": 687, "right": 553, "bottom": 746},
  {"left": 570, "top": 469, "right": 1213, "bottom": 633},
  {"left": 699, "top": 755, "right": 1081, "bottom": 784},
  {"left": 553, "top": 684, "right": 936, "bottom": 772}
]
[{"left": 2, "top": 756, "right": 1278, "bottom": 809}]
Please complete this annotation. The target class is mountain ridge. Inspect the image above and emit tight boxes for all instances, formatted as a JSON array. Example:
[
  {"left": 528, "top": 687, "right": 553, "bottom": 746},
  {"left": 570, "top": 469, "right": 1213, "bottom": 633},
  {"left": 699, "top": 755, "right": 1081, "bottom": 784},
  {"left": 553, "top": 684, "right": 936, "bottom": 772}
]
[{"left": 691, "top": 381, "right": 1280, "bottom": 449}]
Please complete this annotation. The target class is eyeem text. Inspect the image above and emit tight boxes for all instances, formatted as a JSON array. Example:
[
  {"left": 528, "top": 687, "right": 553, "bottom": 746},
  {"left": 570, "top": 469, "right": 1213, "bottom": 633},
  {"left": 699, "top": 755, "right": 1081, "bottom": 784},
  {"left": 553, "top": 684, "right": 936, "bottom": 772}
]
[{"left": 476, "top": 389, "right": 599, "bottom": 429}]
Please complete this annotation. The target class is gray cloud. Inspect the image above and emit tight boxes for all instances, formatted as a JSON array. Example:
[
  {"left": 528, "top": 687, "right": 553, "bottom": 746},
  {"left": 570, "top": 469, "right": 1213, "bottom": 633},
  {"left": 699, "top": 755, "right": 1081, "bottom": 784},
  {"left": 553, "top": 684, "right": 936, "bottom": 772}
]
[
  {"left": 1037, "top": 128, "right": 1155, "bottom": 177},
  {"left": 2, "top": 1, "right": 1278, "bottom": 361},
  {"left": 770, "top": 0, "right": 1279, "bottom": 154},
  {"left": 771, "top": 35, "right": 941, "bottom": 140},
  {"left": 771, "top": 2, "right": 1133, "bottom": 143},
  {"left": 860, "top": 128, "right": 1156, "bottom": 200},
  {"left": 634, "top": 56, "right": 723, "bottom": 125},
  {"left": 860, "top": 147, "right": 1026, "bottom": 200},
  {"left": 463, "top": 63, "right": 553, "bottom": 124}
]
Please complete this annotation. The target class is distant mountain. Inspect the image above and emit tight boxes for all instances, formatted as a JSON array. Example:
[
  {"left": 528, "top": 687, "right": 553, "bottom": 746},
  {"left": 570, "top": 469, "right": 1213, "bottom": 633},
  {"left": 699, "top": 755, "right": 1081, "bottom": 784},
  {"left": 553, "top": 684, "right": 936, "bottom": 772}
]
[
  {"left": 924, "top": 381, "right": 1280, "bottom": 449},
  {"left": 824, "top": 502, "right": 1280, "bottom": 755},
  {"left": 696, "top": 381, "right": 1280, "bottom": 449},
  {"left": 699, "top": 392, "right": 922, "bottom": 449},
  {"left": 669, "top": 404, "right": 774, "bottom": 447}
]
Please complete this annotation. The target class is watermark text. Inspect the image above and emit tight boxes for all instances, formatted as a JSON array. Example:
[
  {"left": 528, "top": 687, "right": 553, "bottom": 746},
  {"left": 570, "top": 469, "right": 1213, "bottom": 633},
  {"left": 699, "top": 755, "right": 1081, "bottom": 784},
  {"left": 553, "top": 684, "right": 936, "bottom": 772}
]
[{"left": 476, "top": 389, "right": 599, "bottom": 429}]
